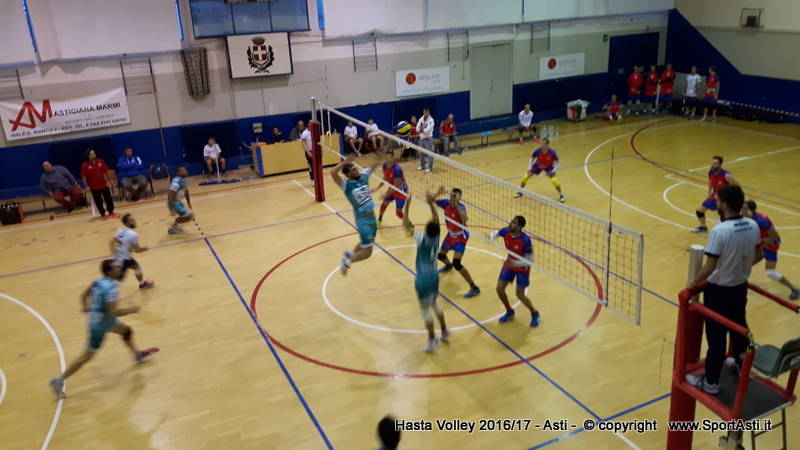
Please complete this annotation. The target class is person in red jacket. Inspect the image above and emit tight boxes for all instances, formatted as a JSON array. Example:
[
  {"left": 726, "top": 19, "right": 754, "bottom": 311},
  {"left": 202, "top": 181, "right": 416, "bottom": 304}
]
[
  {"left": 644, "top": 65, "right": 659, "bottom": 115},
  {"left": 626, "top": 66, "right": 643, "bottom": 116},
  {"left": 81, "top": 149, "right": 118, "bottom": 219},
  {"left": 659, "top": 63, "right": 676, "bottom": 114}
]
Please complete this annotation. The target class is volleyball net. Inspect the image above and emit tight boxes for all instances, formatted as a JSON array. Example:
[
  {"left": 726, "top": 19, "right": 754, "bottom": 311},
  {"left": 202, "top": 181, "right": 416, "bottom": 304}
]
[{"left": 310, "top": 98, "right": 644, "bottom": 324}]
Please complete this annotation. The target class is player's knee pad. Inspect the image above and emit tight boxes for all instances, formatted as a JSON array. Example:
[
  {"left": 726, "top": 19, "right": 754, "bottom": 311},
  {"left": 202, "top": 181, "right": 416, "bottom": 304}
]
[
  {"left": 122, "top": 328, "right": 132, "bottom": 342},
  {"left": 520, "top": 174, "right": 530, "bottom": 185},
  {"left": 766, "top": 269, "right": 783, "bottom": 281},
  {"left": 438, "top": 253, "right": 448, "bottom": 262},
  {"left": 395, "top": 209, "right": 404, "bottom": 219},
  {"left": 696, "top": 210, "right": 705, "bottom": 219},
  {"left": 550, "top": 177, "right": 561, "bottom": 189},
  {"left": 452, "top": 258, "right": 463, "bottom": 271},
  {"left": 421, "top": 306, "right": 433, "bottom": 325}
]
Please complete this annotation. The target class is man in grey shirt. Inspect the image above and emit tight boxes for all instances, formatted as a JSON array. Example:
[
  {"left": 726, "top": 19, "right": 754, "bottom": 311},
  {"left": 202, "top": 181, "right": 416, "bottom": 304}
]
[
  {"left": 40, "top": 161, "right": 83, "bottom": 212},
  {"left": 685, "top": 184, "right": 761, "bottom": 394}
]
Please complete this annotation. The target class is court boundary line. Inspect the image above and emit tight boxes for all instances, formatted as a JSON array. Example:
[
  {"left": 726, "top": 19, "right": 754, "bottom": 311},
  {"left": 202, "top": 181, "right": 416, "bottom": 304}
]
[
  {"left": 291, "top": 181, "right": 603, "bottom": 420},
  {"left": 202, "top": 238, "right": 333, "bottom": 449},
  {"left": 0, "top": 368, "right": 6, "bottom": 406},
  {"left": 0, "top": 292, "right": 66, "bottom": 450}
]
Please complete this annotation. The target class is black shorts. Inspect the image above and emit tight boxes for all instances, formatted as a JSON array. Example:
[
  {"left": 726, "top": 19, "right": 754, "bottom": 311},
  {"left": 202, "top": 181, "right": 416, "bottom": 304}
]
[{"left": 121, "top": 258, "right": 139, "bottom": 271}]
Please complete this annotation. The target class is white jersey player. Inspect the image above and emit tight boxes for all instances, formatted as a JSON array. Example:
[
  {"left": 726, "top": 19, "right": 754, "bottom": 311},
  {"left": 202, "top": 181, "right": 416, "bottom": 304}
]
[{"left": 111, "top": 213, "right": 154, "bottom": 290}]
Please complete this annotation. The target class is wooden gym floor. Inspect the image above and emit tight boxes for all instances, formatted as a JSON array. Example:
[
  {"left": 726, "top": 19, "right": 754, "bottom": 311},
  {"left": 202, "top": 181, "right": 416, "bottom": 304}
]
[{"left": 1, "top": 116, "right": 798, "bottom": 449}]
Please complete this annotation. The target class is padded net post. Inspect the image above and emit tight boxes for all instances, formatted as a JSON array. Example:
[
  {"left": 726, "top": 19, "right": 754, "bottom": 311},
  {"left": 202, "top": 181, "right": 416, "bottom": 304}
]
[{"left": 309, "top": 120, "right": 325, "bottom": 202}]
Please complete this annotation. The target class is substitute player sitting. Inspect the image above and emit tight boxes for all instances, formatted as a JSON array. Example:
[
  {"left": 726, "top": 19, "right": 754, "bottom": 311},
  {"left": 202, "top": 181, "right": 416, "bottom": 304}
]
[
  {"left": 515, "top": 138, "right": 565, "bottom": 203},
  {"left": 435, "top": 188, "right": 480, "bottom": 298},
  {"left": 742, "top": 200, "right": 800, "bottom": 300},
  {"left": 693, "top": 155, "right": 737, "bottom": 233},
  {"left": 167, "top": 166, "right": 194, "bottom": 235},
  {"left": 332, "top": 151, "right": 383, "bottom": 276},
  {"left": 603, "top": 94, "right": 623, "bottom": 122},
  {"left": 402, "top": 186, "right": 450, "bottom": 353},
  {"left": 111, "top": 213, "right": 154, "bottom": 290},
  {"left": 490, "top": 216, "right": 541, "bottom": 326},
  {"left": 377, "top": 152, "right": 408, "bottom": 229}
]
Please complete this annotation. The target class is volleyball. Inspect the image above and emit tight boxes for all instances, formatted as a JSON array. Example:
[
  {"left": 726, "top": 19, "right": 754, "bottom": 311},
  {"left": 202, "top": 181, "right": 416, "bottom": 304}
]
[{"left": 395, "top": 121, "right": 412, "bottom": 136}]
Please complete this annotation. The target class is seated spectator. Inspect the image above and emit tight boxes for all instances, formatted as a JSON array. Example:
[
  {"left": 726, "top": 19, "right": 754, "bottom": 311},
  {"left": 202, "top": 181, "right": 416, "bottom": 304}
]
[
  {"left": 40, "top": 161, "right": 83, "bottom": 212},
  {"left": 343, "top": 121, "right": 363, "bottom": 155},
  {"left": 602, "top": 94, "right": 623, "bottom": 122},
  {"left": 377, "top": 415, "right": 400, "bottom": 450},
  {"left": 289, "top": 120, "right": 305, "bottom": 141},
  {"left": 117, "top": 146, "right": 148, "bottom": 201},
  {"left": 439, "top": 114, "right": 460, "bottom": 156},
  {"left": 365, "top": 118, "right": 384, "bottom": 151},
  {"left": 203, "top": 137, "right": 226, "bottom": 176},
  {"left": 81, "top": 149, "right": 117, "bottom": 219},
  {"left": 517, "top": 104, "right": 536, "bottom": 144},
  {"left": 271, "top": 126, "right": 285, "bottom": 143}
]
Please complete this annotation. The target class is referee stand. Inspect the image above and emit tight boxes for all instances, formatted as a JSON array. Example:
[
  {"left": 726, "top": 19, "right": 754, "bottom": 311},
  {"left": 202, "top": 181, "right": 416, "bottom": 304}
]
[{"left": 667, "top": 245, "right": 800, "bottom": 450}]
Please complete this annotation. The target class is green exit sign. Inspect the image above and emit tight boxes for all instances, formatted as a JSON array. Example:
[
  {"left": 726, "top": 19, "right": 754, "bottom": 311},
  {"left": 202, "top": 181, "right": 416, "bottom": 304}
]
[{"left": 603, "top": 34, "right": 609, "bottom": 42}]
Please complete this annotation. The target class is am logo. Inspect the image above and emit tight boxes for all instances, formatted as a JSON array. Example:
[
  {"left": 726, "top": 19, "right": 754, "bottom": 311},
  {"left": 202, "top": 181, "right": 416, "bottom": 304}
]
[{"left": 8, "top": 100, "right": 53, "bottom": 131}]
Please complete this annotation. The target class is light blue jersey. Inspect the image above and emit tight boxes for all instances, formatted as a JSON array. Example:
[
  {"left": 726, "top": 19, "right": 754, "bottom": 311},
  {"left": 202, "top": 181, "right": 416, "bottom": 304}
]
[
  {"left": 414, "top": 229, "right": 440, "bottom": 302},
  {"left": 169, "top": 176, "right": 190, "bottom": 216},
  {"left": 87, "top": 276, "right": 119, "bottom": 331},
  {"left": 340, "top": 168, "right": 375, "bottom": 218}
]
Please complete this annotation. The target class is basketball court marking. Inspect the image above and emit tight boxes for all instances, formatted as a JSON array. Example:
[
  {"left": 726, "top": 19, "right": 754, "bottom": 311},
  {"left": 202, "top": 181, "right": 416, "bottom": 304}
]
[
  {"left": 202, "top": 238, "right": 333, "bottom": 449},
  {"left": 321, "top": 244, "right": 521, "bottom": 334},
  {"left": 676, "top": 144, "right": 800, "bottom": 173},
  {"left": 0, "top": 368, "right": 6, "bottom": 406},
  {"left": 0, "top": 292, "right": 65, "bottom": 450}
]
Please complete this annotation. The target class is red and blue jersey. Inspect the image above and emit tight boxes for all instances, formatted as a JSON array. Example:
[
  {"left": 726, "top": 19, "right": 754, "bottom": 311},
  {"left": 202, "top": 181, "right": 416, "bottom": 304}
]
[
  {"left": 645, "top": 71, "right": 659, "bottom": 97},
  {"left": 435, "top": 199, "right": 468, "bottom": 239},
  {"left": 606, "top": 101, "right": 622, "bottom": 115},
  {"left": 531, "top": 148, "right": 558, "bottom": 170},
  {"left": 383, "top": 162, "right": 408, "bottom": 192},
  {"left": 706, "top": 74, "right": 719, "bottom": 97},
  {"left": 496, "top": 227, "right": 533, "bottom": 272},
  {"left": 707, "top": 169, "right": 730, "bottom": 197},
  {"left": 660, "top": 69, "right": 675, "bottom": 94},
  {"left": 753, "top": 212, "right": 780, "bottom": 251}
]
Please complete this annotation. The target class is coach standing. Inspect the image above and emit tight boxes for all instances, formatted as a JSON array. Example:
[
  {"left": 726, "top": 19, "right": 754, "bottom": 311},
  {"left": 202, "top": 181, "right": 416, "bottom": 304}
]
[
  {"left": 685, "top": 185, "right": 761, "bottom": 394},
  {"left": 417, "top": 108, "right": 435, "bottom": 173}
]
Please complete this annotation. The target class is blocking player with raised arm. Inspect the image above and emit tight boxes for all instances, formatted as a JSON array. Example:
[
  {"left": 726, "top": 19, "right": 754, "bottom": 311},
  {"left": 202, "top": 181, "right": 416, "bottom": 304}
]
[
  {"left": 332, "top": 151, "right": 384, "bottom": 275},
  {"left": 402, "top": 186, "right": 450, "bottom": 353},
  {"left": 49, "top": 259, "right": 158, "bottom": 399},
  {"left": 742, "top": 200, "right": 800, "bottom": 300},
  {"left": 111, "top": 213, "right": 154, "bottom": 290},
  {"left": 376, "top": 152, "right": 409, "bottom": 229},
  {"left": 514, "top": 138, "right": 565, "bottom": 203},
  {"left": 434, "top": 188, "right": 481, "bottom": 298},
  {"left": 490, "top": 216, "right": 541, "bottom": 327},
  {"left": 167, "top": 166, "right": 194, "bottom": 234},
  {"left": 693, "top": 155, "right": 738, "bottom": 233}
]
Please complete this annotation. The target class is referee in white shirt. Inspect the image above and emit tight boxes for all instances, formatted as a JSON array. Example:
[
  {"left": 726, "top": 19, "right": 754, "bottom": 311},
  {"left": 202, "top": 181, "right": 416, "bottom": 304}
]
[
  {"left": 416, "top": 108, "right": 435, "bottom": 172},
  {"left": 685, "top": 184, "right": 762, "bottom": 394}
]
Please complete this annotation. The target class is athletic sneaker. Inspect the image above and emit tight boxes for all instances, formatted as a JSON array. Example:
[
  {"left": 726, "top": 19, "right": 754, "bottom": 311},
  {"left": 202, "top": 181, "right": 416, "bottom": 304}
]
[
  {"left": 167, "top": 226, "right": 184, "bottom": 235},
  {"left": 424, "top": 338, "right": 439, "bottom": 353},
  {"left": 139, "top": 281, "right": 155, "bottom": 290},
  {"left": 514, "top": 192, "right": 523, "bottom": 198},
  {"left": 49, "top": 377, "right": 65, "bottom": 400},
  {"left": 417, "top": 166, "right": 424, "bottom": 171},
  {"left": 790, "top": 288, "right": 799, "bottom": 301},
  {"left": 425, "top": 168, "right": 432, "bottom": 173},
  {"left": 344, "top": 250, "right": 354, "bottom": 259},
  {"left": 691, "top": 225, "right": 708, "bottom": 233},
  {"left": 499, "top": 309, "right": 515, "bottom": 323},
  {"left": 685, "top": 373, "right": 719, "bottom": 394},
  {"left": 559, "top": 194, "right": 566, "bottom": 203},
  {"left": 530, "top": 311, "right": 541, "bottom": 327},
  {"left": 108, "top": 213, "right": 120, "bottom": 219},
  {"left": 441, "top": 329, "right": 450, "bottom": 344},
  {"left": 438, "top": 264, "right": 453, "bottom": 274},
  {"left": 464, "top": 286, "right": 481, "bottom": 298},
  {"left": 135, "top": 348, "right": 159, "bottom": 364}
]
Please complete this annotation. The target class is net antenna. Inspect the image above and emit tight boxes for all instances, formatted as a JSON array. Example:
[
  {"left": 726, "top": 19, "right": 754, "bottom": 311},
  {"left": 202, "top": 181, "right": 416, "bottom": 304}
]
[{"left": 310, "top": 98, "right": 645, "bottom": 324}]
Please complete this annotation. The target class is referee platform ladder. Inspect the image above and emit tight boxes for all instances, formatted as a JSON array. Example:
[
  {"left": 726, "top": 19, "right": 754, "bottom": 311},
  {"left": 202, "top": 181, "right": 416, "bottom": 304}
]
[{"left": 667, "top": 245, "right": 800, "bottom": 450}]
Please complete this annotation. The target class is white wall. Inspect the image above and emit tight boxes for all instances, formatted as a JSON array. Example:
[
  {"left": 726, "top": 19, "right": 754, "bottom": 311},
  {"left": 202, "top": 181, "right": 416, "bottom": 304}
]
[
  {"left": 676, "top": 0, "right": 800, "bottom": 80},
  {"left": 0, "top": 0, "right": 36, "bottom": 65},
  {"left": 0, "top": 8, "right": 667, "bottom": 148}
]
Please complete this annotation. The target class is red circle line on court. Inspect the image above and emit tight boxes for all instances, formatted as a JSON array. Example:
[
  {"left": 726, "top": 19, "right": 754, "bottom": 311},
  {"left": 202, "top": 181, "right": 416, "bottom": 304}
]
[
  {"left": 250, "top": 229, "right": 604, "bottom": 379},
  {"left": 629, "top": 120, "right": 800, "bottom": 213}
]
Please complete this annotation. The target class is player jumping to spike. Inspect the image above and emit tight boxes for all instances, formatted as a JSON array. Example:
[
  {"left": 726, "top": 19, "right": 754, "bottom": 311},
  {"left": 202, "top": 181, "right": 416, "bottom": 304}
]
[
  {"left": 332, "top": 151, "right": 383, "bottom": 276},
  {"left": 742, "top": 200, "right": 800, "bottom": 300},
  {"left": 490, "top": 216, "right": 540, "bottom": 327},
  {"left": 377, "top": 152, "right": 409, "bottom": 230},
  {"left": 693, "top": 155, "right": 737, "bottom": 233},
  {"left": 403, "top": 186, "right": 450, "bottom": 353},
  {"left": 49, "top": 259, "right": 158, "bottom": 399},
  {"left": 515, "top": 138, "right": 565, "bottom": 203},
  {"left": 435, "top": 188, "right": 481, "bottom": 298}
]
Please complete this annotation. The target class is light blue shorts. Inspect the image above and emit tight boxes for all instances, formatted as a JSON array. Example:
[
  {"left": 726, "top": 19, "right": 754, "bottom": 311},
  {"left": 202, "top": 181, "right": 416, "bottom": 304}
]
[{"left": 355, "top": 215, "right": 377, "bottom": 248}]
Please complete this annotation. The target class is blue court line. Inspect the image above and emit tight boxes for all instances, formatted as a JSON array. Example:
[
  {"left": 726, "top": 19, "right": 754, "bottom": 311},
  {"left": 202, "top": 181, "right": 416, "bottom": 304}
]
[
  {"left": 528, "top": 392, "right": 671, "bottom": 449},
  {"left": 331, "top": 211, "right": 601, "bottom": 421},
  {"left": 0, "top": 212, "right": 337, "bottom": 279},
  {"left": 203, "top": 238, "right": 334, "bottom": 449}
]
